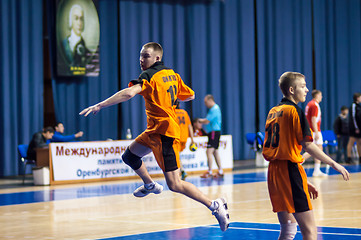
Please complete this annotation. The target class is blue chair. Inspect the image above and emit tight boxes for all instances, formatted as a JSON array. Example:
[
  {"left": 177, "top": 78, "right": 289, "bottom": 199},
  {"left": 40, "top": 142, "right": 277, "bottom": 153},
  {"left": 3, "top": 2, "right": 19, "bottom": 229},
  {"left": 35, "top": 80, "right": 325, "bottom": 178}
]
[
  {"left": 245, "top": 133, "right": 257, "bottom": 158},
  {"left": 18, "top": 144, "right": 36, "bottom": 184},
  {"left": 322, "top": 130, "right": 338, "bottom": 154},
  {"left": 246, "top": 132, "right": 265, "bottom": 158},
  {"left": 256, "top": 132, "right": 265, "bottom": 150},
  {"left": 246, "top": 133, "right": 257, "bottom": 146}
]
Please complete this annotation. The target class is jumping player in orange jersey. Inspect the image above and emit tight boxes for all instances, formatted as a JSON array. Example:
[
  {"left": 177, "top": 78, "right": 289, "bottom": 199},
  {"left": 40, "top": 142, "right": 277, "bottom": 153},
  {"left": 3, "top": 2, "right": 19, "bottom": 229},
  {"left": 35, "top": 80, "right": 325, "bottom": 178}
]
[
  {"left": 79, "top": 42, "right": 230, "bottom": 231},
  {"left": 262, "top": 71, "right": 349, "bottom": 240},
  {"left": 175, "top": 103, "right": 195, "bottom": 180}
]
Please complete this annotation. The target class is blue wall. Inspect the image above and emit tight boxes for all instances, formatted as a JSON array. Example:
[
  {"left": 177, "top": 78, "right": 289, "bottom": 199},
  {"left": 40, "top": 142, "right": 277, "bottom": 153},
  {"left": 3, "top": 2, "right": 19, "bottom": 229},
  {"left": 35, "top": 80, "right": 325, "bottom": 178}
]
[{"left": 1, "top": 0, "right": 361, "bottom": 176}]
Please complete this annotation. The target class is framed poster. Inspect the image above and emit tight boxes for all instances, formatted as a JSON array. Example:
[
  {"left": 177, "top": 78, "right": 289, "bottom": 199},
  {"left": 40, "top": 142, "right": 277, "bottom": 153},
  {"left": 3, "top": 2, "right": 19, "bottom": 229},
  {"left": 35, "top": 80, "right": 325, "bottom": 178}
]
[{"left": 56, "top": 0, "right": 100, "bottom": 77}]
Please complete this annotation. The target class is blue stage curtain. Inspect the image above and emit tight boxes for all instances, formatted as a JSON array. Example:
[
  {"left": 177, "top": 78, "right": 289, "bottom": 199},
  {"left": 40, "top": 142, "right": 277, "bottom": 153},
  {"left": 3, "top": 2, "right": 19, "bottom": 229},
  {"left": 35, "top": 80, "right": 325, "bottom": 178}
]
[
  {"left": 4, "top": 0, "right": 361, "bottom": 177},
  {"left": 256, "top": 0, "right": 314, "bottom": 132},
  {"left": 313, "top": 0, "right": 361, "bottom": 130},
  {"left": 118, "top": 0, "right": 256, "bottom": 160},
  {"left": 187, "top": 0, "right": 256, "bottom": 160},
  {"left": 0, "top": 0, "right": 44, "bottom": 176},
  {"left": 48, "top": 0, "right": 119, "bottom": 142}
]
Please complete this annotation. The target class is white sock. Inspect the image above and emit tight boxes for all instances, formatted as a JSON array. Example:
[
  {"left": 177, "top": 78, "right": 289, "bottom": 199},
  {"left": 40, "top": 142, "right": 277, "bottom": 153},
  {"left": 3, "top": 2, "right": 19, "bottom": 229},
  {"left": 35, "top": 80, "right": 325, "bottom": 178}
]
[
  {"left": 219, "top": 169, "right": 223, "bottom": 174},
  {"left": 279, "top": 221, "right": 297, "bottom": 240},
  {"left": 145, "top": 182, "right": 155, "bottom": 190},
  {"left": 208, "top": 200, "right": 219, "bottom": 211},
  {"left": 314, "top": 163, "right": 321, "bottom": 172},
  {"left": 209, "top": 170, "right": 213, "bottom": 174}
]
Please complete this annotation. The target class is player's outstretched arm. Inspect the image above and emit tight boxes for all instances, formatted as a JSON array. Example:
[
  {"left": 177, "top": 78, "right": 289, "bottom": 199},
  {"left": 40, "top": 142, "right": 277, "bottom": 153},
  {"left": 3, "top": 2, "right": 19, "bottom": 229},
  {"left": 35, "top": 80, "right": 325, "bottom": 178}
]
[
  {"left": 79, "top": 84, "right": 142, "bottom": 117},
  {"left": 198, "top": 118, "right": 209, "bottom": 124},
  {"left": 302, "top": 141, "right": 350, "bottom": 181}
]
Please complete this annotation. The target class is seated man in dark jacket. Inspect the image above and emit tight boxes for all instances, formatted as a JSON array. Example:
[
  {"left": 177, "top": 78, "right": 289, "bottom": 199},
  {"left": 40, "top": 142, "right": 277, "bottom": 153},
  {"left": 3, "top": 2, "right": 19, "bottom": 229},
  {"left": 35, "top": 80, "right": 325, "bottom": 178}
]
[{"left": 27, "top": 127, "right": 54, "bottom": 161}]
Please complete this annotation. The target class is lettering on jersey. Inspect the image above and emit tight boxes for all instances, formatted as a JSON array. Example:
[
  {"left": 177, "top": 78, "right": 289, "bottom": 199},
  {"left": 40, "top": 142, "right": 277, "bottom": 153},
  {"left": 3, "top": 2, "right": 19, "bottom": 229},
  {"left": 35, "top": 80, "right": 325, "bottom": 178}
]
[
  {"left": 267, "top": 110, "right": 284, "bottom": 120},
  {"left": 162, "top": 75, "right": 177, "bottom": 83},
  {"left": 178, "top": 116, "right": 186, "bottom": 125}
]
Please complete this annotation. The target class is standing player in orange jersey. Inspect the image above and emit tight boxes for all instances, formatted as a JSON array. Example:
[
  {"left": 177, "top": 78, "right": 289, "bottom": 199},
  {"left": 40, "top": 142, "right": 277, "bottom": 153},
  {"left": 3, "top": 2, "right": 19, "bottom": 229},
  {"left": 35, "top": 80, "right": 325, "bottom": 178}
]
[
  {"left": 80, "top": 42, "right": 230, "bottom": 231},
  {"left": 262, "top": 71, "right": 349, "bottom": 240},
  {"left": 175, "top": 103, "right": 195, "bottom": 180}
]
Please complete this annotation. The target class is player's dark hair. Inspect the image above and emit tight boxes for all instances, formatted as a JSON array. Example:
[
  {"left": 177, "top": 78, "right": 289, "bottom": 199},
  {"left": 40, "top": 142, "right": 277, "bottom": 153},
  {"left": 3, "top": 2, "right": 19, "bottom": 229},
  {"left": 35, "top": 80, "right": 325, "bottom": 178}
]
[
  {"left": 192, "top": 118, "right": 200, "bottom": 124},
  {"left": 43, "top": 126, "right": 55, "bottom": 133},
  {"left": 311, "top": 89, "right": 321, "bottom": 99},
  {"left": 340, "top": 106, "right": 348, "bottom": 111},
  {"left": 278, "top": 72, "right": 305, "bottom": 97},
  {"left": 353, "top": 92, "right": 361, "bottom": 102}
]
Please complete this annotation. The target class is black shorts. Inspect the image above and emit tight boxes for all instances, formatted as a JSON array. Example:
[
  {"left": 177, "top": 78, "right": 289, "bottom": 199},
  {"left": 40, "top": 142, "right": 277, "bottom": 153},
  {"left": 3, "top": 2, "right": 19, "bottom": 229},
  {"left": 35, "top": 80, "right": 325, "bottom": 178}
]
[
  {"left": 135, "top": 132, "right": 180, "bottom": 172},
  {"left": 207, "top": 131, "right": 221, "bottom": 149},
  {"left": 349, "top": 124, "right": 361, "bottom": 138},
  {"left": 349, "top": 130, "right": 361, "bottom": 138}
]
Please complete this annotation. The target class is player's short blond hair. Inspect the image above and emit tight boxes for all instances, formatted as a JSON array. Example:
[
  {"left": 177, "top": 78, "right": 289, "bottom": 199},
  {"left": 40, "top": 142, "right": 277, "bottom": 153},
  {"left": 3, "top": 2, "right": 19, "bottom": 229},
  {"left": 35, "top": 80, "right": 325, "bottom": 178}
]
[
  {"left": 278, "top": 71, "right": 305, "bottom": 97},
  {"left": 143, "top": 42, "right": 163, "bottom": 60}
]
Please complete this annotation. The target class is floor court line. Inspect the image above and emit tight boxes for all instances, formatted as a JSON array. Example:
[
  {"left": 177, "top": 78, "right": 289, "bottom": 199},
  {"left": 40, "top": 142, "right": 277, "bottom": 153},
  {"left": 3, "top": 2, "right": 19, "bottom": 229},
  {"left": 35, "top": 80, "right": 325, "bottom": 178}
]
[
  {"left": 0, "top": 165, "right": 360, "bottom": 239},
  {"left": 98, "top": 222, "right": 361, "bottom": 240},
  {"left": 0, "top": 165, "right": 360, "bottom": 207}
]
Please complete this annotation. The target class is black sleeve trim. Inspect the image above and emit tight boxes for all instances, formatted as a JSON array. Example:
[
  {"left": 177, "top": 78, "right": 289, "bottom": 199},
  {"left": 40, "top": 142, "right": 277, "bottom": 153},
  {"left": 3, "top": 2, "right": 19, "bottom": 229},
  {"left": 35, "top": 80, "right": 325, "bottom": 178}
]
[
  {"left": 296, "top": 106, "right": 312, "bottom": 139},
  {"left": 130, "top": 79, "right": 143, "bottom": 86}
]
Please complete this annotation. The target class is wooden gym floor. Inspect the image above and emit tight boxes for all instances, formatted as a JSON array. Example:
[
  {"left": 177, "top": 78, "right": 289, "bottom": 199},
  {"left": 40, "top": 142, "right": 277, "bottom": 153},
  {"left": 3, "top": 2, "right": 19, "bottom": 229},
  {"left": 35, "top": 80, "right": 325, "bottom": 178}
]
[{"left": 0, "top": 162, "right": 360, "bottom": 239}]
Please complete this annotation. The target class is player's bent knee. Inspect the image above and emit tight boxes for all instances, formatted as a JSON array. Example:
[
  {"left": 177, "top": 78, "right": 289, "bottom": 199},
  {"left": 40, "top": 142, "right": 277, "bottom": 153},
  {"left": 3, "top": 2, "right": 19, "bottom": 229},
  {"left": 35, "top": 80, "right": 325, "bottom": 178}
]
[
  {"left": 166, "top": 178, "right": 183, "bottom": 193},
  {"left": 168, "top": 183, "right": 182, "bottom": 193},
  {"left": 167, "top": 183, "right": 178, "bottom": 193},
  {"left": 122, "top": 147, "right": 142, "bottom": 170},
  {"left": 279, "top": 222, "right": 297, "bottom": 240}
]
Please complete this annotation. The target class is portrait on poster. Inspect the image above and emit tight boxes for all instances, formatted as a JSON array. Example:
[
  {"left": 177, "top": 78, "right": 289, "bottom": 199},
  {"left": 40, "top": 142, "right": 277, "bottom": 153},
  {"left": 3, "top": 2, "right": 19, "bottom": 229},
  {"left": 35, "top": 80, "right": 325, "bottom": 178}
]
[{"left": 56, "top": 0, "right": 100, "bottom": 77}]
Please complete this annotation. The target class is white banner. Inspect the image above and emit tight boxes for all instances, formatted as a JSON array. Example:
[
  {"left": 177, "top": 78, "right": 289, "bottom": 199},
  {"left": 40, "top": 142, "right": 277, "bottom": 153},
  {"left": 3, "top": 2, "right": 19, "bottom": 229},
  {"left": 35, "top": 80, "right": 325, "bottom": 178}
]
[{"left": 50, "top": 135, "right": 233, "bottom": 181}]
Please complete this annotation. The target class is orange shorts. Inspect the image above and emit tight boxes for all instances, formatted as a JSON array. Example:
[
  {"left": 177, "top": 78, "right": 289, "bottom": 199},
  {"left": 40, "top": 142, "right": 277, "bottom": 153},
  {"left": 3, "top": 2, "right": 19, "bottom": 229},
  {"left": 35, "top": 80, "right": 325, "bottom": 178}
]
[
  {"left": 179, "top": 142, "right": 187, "bottom": 152},
  {"left": 267, "top": 160, "right": 312, "bottom": 213},
  {"left": 135, "top": 132, "right": 180, "bottom": 172}
]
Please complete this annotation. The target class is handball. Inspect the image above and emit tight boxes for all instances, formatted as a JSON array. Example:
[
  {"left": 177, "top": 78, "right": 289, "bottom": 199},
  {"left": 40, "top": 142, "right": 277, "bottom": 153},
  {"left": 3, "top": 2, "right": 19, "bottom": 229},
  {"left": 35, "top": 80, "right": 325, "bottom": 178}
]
[{"left": 189, "top": 142, "right": 198, "bottom": 152}]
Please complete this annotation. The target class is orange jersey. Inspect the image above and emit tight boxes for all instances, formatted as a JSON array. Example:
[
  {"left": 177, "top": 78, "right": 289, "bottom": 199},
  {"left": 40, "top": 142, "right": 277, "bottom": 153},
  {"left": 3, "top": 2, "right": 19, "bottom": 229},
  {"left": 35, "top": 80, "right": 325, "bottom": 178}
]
[
  {"left": 129, "top": 61, "right": 194, "bottom": 139},
  {"left": 175, "top": 109, "right": 191, "bottom": 143},
  {"left": 262, "top": 98, "right": 313, "bottom": 163}
]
